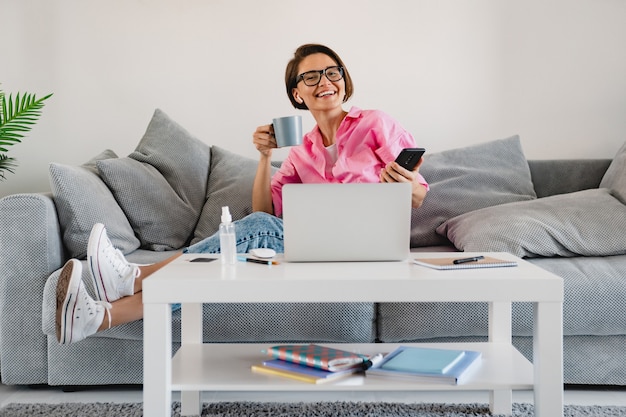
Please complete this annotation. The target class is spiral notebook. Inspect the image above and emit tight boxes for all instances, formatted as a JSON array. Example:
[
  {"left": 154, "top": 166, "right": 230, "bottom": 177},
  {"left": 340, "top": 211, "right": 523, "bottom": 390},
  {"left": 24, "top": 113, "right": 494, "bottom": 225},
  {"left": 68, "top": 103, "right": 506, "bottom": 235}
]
[
  {"left": 262, "top": 344, "right": 368, "bottom": 371},
  {"left": 412, "top": 256, "right": 518, "bottom": 270}
]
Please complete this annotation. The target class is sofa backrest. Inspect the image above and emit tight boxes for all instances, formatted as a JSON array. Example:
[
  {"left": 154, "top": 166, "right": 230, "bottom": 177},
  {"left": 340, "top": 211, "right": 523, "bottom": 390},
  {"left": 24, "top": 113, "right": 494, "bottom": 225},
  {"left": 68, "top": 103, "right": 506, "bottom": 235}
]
[{"left": 528, "top": 159, "right": 612, "bottom": 198}]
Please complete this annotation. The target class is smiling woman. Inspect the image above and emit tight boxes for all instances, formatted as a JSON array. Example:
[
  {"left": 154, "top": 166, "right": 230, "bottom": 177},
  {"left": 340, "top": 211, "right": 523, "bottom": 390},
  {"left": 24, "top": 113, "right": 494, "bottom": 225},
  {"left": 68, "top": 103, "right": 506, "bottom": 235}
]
[{"left": 253, "top": 43, "right": 429, "bottom": 216}]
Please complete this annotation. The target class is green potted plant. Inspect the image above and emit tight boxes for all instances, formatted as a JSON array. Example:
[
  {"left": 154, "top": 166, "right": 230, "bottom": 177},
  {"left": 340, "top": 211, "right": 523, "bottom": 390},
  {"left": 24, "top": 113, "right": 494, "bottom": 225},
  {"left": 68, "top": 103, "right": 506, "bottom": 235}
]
[{"left": 0, "top": 86, "right": 52, "bottom": 180}]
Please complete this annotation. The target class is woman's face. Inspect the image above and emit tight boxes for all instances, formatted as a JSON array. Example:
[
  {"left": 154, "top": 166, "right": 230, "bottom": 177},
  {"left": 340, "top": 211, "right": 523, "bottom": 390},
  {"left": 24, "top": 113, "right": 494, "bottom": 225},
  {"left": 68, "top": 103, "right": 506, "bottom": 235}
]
[{"left": 292, "top": 53, "right": 346, "bottom": 113}]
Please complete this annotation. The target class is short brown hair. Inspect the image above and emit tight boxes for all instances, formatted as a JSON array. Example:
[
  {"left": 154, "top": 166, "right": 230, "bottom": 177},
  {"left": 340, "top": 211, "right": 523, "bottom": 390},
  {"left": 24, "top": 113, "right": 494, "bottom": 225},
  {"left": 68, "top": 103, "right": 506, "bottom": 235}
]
[{"left": 285, "top": 44, "right": 354, "bottom": 110}]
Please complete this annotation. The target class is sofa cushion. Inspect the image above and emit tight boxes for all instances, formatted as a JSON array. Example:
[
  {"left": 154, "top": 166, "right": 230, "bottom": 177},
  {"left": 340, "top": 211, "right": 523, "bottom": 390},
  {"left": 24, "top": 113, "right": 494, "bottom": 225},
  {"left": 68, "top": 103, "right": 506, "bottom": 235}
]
[
  {"left": 97, "top": 109, "right": 211, "bottom": 251},
  {"left": 190, "top": 146, "right": 279, "bottom": 245},
  {"left": 96, "top": 158, "right": 196, "bottom": 251},
  {"left": 410, "top": 135, "right": 537, "bottom": 247},
  {"left": 600, "top": 140, "right": 626, "bottom": 204},
  {"left": 437, "top": 188, "right": 626, "bottom": 258},
  {"left": 49, "top": 150, "right": 140, "bottom": 259}
]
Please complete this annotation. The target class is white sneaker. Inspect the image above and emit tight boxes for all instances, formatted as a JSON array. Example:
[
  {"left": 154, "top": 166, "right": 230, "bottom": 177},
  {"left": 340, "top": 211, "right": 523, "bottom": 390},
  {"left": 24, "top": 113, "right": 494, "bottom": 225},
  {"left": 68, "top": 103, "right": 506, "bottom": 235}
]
[
  {"left": 87, "top": 223, "right": 139, "bottom": 303},
  {"left": 56, "top": 259, "right": 112, "bottom": 344}
]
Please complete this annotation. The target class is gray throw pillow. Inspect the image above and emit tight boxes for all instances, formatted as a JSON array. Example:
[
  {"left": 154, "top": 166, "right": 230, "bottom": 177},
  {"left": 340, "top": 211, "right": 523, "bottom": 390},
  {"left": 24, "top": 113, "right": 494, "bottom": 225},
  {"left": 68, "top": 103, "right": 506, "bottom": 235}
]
[
  {"left": 599, "top": 141, "right": 626, "bottom": 204},
  {"left": 437, "top": 188, "right": 626, "bottom": 258},
  {"left": 49, "top": 150, "right": 140, "bottom": 259},
  {"left": 97, "top": 158, "right": 197, "bottom": 251},
  {"left": 97, "top": 109, "right": 211, "bottom": 251},
  {"left": 129, "top": 108, "right": 211, "bottom": 214},
  {"left": 190, "top": 146, "right": 278, "bottom": 245},
  {"left": 411, "top": 136, "right": 537, "bottom": 247}
]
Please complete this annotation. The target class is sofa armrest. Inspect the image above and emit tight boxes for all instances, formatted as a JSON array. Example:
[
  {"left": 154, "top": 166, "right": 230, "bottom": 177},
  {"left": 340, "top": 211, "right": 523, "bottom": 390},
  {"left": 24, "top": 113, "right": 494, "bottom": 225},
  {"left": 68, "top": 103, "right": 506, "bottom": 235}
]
[{"left": 0, "top": 193, "right": 64, "bottom": 384}]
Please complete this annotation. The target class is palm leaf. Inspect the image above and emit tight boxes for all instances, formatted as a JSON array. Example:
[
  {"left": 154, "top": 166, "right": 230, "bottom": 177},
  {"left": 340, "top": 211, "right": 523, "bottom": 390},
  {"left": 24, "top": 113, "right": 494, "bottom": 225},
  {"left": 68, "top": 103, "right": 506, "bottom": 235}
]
[
  {"left": 0, "top": 89, "right": 52, "bottom": 179},
  {"left": 0, "top": 92, "right": 53, "bottom": 148},
  {"left": 0, "top": 154, "right": 17, "bottom": 181}
]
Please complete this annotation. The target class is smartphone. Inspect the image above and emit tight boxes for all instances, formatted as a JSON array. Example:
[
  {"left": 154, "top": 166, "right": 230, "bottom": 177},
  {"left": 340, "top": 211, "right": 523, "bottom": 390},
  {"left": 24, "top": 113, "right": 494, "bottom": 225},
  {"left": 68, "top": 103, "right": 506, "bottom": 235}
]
[
  {"left": 395, "top": 148, "right": 425, "bottom": 171},
  {"left": 189, "top": 257, "right": 218, "bottom": 263}
]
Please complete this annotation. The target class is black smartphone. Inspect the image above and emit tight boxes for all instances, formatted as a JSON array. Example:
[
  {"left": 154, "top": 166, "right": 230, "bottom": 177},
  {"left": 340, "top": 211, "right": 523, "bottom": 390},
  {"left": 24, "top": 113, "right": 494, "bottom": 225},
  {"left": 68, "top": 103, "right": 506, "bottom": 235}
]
[
  {"left": 395, "top": 148, "right": 425, "bottom": 171},
  {"left": 189, "top": 257, "right": 218, "bottom": 263}
]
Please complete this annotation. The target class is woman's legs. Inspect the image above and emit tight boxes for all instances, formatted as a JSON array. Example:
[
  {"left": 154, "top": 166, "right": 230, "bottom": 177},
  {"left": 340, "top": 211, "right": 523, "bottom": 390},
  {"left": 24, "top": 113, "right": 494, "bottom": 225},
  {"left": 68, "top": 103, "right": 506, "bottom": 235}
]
[
  {"left": 185, "top": 211, "right": 284, "bottom": 254},
  {"left": 56, "top": 256, "right": 183, "bottom": 343},
  {"left": 56, "top": 213, "right": 283, "bottom": 343},
  {"left": 56, "top": 225, "right": 182, "bottom": 344}
]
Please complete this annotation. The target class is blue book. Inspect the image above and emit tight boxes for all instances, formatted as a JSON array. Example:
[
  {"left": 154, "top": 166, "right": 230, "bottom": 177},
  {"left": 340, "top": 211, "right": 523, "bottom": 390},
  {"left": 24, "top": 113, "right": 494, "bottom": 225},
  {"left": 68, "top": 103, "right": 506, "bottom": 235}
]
[
  {"left": 381, "top": 346, "right": 465, "bottom": 374},
  {"left": 367, "top": 346, "right": 482, "bottom": 385}
]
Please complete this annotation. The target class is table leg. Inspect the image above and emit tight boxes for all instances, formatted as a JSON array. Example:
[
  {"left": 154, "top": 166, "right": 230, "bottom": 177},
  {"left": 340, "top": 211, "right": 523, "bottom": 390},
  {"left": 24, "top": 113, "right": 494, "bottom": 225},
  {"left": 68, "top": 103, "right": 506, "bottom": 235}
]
[
  {"left": 180, "top": 303, "right": 203, "bottom": 416},
  {"left": 488, "top": 301, "right": 512, "bottom": 416},
  {"left": 143, "top": 302, "right": 172, "bottom": 417},
  {"left": 533, "top": 301, "right": 564, "bottom": 417}
]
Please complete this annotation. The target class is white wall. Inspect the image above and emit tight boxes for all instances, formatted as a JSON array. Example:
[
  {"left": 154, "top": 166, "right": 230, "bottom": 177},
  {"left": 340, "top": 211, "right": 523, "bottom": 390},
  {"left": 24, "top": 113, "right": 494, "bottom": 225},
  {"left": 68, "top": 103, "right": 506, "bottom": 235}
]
[{"left": 2, "top": 0, "right": 626, "bottom": 197}]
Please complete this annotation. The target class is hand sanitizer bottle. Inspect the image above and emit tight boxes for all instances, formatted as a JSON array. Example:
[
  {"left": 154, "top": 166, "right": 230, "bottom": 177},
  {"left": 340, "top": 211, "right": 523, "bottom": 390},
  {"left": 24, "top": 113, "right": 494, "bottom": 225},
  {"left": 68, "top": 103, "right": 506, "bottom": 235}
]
[{"left": 219, "top": 206, "right": 236, "bottom": 265}]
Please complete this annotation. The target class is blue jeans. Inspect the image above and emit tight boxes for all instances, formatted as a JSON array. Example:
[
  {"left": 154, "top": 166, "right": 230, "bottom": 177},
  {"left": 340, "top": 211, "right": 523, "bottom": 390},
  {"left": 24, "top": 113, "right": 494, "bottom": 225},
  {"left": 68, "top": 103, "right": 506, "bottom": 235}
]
[
  {"left": 184, "top": 211, "right": 284, "bottom": 254},
  {"left": 171, "top": 212, "right": 284, "bottom": 312}
]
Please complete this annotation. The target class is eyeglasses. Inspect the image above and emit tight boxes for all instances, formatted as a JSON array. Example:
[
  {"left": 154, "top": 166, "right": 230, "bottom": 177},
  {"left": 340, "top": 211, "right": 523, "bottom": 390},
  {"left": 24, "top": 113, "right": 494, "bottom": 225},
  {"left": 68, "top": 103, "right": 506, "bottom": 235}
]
[{"left": 297, "top": 66, "right": 344, "bottom": 86}]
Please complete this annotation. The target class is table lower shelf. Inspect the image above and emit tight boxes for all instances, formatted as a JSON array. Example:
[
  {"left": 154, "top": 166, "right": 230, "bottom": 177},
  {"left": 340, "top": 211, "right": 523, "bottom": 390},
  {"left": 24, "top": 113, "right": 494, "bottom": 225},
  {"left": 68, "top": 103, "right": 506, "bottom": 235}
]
[{"left": 170, "top": 342, "right": 533, "bottom": 392}]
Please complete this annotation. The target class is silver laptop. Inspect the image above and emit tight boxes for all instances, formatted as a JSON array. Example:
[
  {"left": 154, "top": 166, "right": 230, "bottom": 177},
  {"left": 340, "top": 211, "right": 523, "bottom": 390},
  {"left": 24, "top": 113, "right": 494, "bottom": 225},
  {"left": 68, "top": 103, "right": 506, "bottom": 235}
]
[{"left": 282, "top": 183, "right": 412, "bottom": 262}]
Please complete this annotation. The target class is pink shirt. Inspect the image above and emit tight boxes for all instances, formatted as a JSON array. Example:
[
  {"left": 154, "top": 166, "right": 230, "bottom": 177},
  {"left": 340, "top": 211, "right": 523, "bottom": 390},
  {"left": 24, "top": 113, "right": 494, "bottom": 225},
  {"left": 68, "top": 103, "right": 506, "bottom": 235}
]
[{"left": 271, "top": 106, "right": 429, "bottom": 216}]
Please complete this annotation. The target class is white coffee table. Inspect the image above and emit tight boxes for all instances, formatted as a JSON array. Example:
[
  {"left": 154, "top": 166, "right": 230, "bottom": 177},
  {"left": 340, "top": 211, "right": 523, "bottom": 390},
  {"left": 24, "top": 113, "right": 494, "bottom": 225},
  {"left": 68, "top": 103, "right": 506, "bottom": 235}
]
[{"left": 142, "top": 252, "right": 563, "bottom": 417}]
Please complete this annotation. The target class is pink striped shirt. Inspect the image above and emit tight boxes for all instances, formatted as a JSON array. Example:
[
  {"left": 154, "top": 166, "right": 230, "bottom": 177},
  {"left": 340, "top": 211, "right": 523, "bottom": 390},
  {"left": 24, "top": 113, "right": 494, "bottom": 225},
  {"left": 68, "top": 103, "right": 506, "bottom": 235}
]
[{"left": 271, "top": 106, "right": 429, "bottom": 216}]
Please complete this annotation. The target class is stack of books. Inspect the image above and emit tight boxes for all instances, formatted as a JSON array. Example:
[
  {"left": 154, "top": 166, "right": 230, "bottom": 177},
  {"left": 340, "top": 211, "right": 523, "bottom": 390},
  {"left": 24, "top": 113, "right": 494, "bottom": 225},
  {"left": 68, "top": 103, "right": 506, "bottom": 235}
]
[
  {"left": 251, "top": 344, "right": 370, "bottom": 384},
  {"left": 366, "top": 346, "right": 482, "bottom": 385}
]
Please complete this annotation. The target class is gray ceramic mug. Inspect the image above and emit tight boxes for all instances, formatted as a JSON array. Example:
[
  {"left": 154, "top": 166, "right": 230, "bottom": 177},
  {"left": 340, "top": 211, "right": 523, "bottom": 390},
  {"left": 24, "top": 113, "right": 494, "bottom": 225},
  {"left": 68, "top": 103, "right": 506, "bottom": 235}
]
[{"left": 272, "top": 115, "right": 303, "bottom": 147}]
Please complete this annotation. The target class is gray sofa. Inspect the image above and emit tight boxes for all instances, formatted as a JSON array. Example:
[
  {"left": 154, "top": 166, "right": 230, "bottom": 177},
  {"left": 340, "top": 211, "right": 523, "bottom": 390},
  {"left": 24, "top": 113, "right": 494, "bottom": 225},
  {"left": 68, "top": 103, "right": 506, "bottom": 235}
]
[{"left": 1, "top": 109, "right": 625, "bottom": 387}]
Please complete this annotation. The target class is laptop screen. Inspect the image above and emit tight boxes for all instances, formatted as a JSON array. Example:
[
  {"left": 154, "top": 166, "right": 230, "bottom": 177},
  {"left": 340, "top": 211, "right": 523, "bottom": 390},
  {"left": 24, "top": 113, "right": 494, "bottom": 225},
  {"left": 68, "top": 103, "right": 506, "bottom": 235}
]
[{"left": 282, "top": 183, "right": 412, "bottom": 262}]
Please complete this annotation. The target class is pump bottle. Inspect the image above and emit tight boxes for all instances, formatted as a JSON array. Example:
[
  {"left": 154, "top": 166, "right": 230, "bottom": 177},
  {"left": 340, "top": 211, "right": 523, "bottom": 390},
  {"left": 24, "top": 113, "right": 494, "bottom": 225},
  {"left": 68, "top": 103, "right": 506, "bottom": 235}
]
[{"left": 219, "top": 206, "right": 237, "bottom": 265}]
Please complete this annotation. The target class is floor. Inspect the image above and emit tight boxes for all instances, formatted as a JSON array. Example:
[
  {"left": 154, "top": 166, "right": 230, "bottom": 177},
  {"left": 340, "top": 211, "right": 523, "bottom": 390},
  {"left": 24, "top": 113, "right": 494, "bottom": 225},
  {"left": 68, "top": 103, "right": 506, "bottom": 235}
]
[{"left": 0, "top": 383, "right": 625, "bottom": 408}]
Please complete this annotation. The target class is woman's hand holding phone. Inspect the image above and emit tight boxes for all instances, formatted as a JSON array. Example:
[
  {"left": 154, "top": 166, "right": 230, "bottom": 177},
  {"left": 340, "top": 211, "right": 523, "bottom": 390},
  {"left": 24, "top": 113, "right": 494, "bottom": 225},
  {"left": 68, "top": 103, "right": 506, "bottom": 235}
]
[
  {"left": 380, "top": 147, "right": 427, "bottom": 209},
  {"left": 394, "top": 148, "right": 426, "bottom": 171}
]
